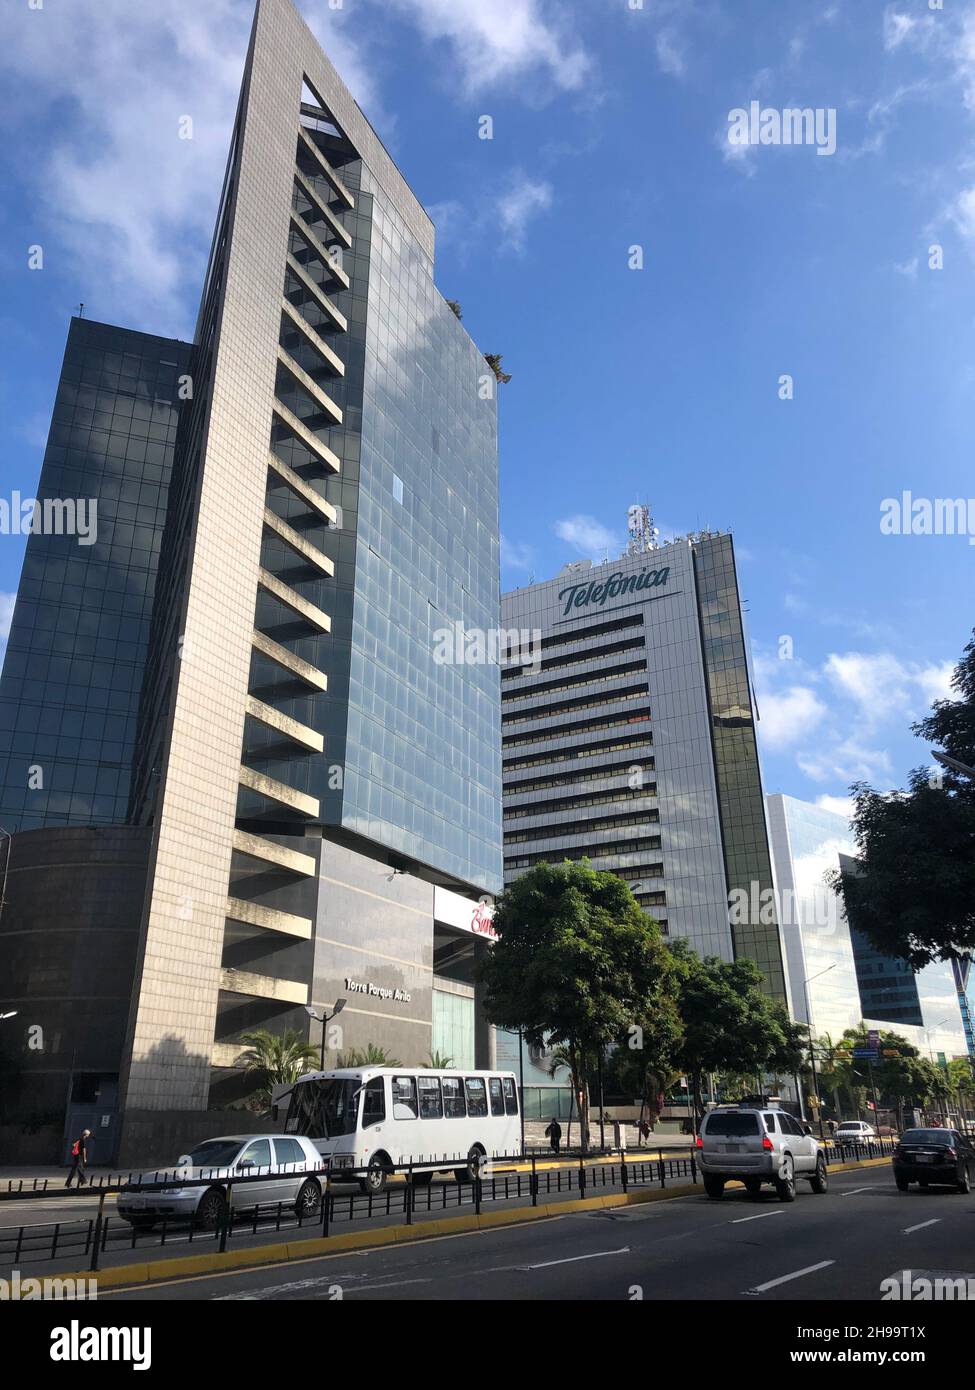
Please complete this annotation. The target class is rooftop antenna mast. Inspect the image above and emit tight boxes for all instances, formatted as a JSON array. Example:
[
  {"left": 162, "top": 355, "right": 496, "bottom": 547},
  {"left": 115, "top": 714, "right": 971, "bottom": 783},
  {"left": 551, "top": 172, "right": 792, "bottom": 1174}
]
[{"left": 626, "top": 502, "right": 659, "bottom": 556}]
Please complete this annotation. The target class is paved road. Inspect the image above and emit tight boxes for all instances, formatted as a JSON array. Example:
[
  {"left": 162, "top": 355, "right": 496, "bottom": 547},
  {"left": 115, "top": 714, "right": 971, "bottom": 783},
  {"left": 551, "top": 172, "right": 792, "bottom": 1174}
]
[{"left": 104, "top": 1165, "right": 973, "bottom": 1302}]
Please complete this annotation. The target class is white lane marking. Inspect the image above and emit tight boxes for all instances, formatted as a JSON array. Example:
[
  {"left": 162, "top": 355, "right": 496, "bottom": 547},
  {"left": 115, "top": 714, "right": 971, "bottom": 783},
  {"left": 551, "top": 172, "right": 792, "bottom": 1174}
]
[
  {"left": 217, "top": 1274, "right": 430, "bottom": 1300},
  {"left": 743, "top": 1260, "right": 835, "bottom": 1295},
  {"left": 840, "top": 1186, "right": 877, "bottom": 1196},
  {"left": 903, "top": 1218, "right": 941, "bottom": 1235},
  {"left": 517, "top": 1246, "right": 630, "bottom": 1271},
  {"left": 730, "top": 1211, "right": 784, "bottom": 1224}
]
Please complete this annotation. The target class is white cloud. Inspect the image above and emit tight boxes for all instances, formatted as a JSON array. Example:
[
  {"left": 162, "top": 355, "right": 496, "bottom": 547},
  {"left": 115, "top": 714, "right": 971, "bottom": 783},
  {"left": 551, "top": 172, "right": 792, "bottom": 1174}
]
[
  {"left": 948, "top": 184, "right": 975, "bottom": 245},
  {"left": 824, "top": 650, "right": 955, "bottom": 725},
  {"left": 554, "top": 514, "right": 618, "bottom": 558},
  {"left": 501, "top": 536, "right": 533, "bottom": 571},
  {"left": 496, "top": 174, "right": 554, "bottom": 252},
  {"left": 0, "top": 593, "right": 15, "bottom": 642},
  {"left": 892, "top": 256, "right": 919, "bottom": 278},
  {"left": 914, "top": 660, "right": 957, "bottom": 705},
  {"left": 884, "top": 10, "right": 918, "bottom": 51},
  {"left": 655, "top": 31, "right": 686, "bottom": 78},
  {"left": 814, "top": 794, "right": 856, "bottom": 821},
  {"left": 797, "top": 737, "right": 895, "bottom": 787},
  {"left": 385, "top": 0, "right": 590, "bottom": 95},
  {"left": 757, "top": 686, "right": 828, "bottom": 750}
]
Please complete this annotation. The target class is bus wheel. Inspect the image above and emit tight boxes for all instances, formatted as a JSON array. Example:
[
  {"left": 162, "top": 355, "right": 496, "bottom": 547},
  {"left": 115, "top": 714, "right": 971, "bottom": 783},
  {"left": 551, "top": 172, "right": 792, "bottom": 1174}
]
[
  {"left": 360, "top": 1155, "right": 390, "bottom": 1195},
  {"left": 454, "top": 1146, "right": 485, "bottom": 1184}
]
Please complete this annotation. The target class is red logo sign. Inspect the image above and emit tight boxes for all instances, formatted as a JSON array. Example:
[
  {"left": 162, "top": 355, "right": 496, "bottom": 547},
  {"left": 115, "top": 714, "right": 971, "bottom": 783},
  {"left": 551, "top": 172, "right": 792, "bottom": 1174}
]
[{"left": 470, "top": 901, "right": 498, "bottom": 940}]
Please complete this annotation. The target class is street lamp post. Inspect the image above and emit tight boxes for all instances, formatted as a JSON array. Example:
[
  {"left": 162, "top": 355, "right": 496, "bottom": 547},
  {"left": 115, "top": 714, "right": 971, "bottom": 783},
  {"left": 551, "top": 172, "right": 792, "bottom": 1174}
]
[
  {"left": 801, "top": 964, "right": 835, "bottom": 1140},
  {"left": 304, "top": 999, "right": 347, "bottom": 1071}
]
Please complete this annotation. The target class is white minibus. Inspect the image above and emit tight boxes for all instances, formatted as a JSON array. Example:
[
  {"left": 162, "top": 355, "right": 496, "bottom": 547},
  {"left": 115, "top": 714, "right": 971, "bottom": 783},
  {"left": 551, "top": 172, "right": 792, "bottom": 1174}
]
[{"left": 284, "top": 1067, "right": 521, "bottom": 1192}]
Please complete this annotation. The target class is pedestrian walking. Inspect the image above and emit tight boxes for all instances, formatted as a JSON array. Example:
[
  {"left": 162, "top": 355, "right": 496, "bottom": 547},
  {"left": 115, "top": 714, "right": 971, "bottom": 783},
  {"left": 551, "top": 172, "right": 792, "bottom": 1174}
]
[
  {"left": 65, "top": 1129, "right": 92, "bottom": 1187},
  {"left": 544, "top": 1117, "right": 562, "bottom": 1155}
]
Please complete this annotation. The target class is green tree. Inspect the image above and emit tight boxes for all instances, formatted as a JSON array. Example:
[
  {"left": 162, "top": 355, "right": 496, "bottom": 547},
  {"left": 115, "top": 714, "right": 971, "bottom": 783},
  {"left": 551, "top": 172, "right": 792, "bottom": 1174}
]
[
  {"left": 477, "top": 860, "right": 677, "bottom": 1153},
  {"left": 335, "top": 1044, "right": 402, "bottom": 1068},
  {"left": 484, "top": 353, "right": 512, "bottom": 384},
  {"left": 669, "top": 942, "right": 805, "bottom": 1122},
  {"left": 829, "top": 631, "right": 975, "bottom": 967},
  {"left": 427, "top": 1051, "right": 454, "bottom": 1069},
  {"left": 237, "top": 1029, "right": 319, "bottom": 1112}
]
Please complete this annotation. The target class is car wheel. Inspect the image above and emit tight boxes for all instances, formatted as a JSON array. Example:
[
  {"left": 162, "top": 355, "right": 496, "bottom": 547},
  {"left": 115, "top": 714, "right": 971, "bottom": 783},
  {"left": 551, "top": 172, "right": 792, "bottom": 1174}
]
[
  {"left": 196, "top": 1187, "right": 228, "bottom": 1230},
  {"left": 775, "top": 1156, "right": 796, "bottom": 1202},
  {"left": 295, "top": 1178, "right": 322, "bottom": 1219},
  {"left": 744, "top": 1177, "right": 763, "bottom": 1197},
  {"left": 895, "top": 1174, "right": 910, "bottom": 1192},
  {"left": 454, "top": 1146, "right": 486, "bottom": 1184},
  {"left": 703, "top": 1175, "right": 725, "bottom": 1200},
  {"left": 809, "top": 1155, "right": 829, "bottom": 1194},
  {"left": 360, "top": 1155, "right": 390, "bottom": 1195},
  {"left": 918, "top": 1177, "right": 929, "bottom": 1189},
  {"left": 957, "top": 1168, "right": 971, "bottom": 1195}
]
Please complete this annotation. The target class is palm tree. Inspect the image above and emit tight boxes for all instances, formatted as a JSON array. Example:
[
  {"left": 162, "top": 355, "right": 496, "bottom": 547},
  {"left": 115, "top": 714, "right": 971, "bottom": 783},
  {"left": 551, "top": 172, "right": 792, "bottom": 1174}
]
[
  {"left": 815, "top": 1032, "right": 845, "bottom": 1120},
  {"left": 237, "top": 1029, "right": 319, "bottom": 1112},
  {"left": 427, "top": 1051, "right": 454, "bottom": 1069},
  {"left": 547, "top": 1043, "right": 589, "bottom": 1151}
]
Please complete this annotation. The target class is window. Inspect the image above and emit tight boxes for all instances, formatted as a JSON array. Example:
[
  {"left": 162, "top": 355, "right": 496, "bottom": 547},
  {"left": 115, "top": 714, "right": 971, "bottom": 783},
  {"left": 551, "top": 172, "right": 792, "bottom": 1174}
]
[
  {"left": 238, "top": 1139, "right": 272, "bottom": 1169},
  {"left": 392, "top": 472, "right": 404, "bottom": 504},
  {"left": 763, "top": 1113, "right": 777, "bottom": 1132},
  {"left": 392, "top": 1075, "right": 418, "bottom": 1119},
  {"left": 489, "top": 1077, "right": 505, "bottom": 1117},
  {"left": 703, "top": 1113, "right": 759, "bottom": 1137},
  {"left": 443, "top": 1076, "right": 466, "bottom": 1118},
  {"left": 465, "top": 1077, "right": 488, "bottom": 1118},
  {"left": 274, "top": 1137, "right": 306, "bottom": 1166},
  {"left": 781, "top": 1115, "right": 803, "bottom": 1137},
  {"left": 418, "top": 1076, "right": 443, "bottom": 1119},
  {"left": 502, "top": 1077, "right": 519, "bottom": 1116},
  {"left": 362, "top": 1078, "right": 385, "bottom": 1127}
]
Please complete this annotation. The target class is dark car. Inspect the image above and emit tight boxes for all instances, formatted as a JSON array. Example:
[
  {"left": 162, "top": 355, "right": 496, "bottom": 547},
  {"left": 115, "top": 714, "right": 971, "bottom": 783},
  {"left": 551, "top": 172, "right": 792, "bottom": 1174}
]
[{"left": 892, "top": 1128, "right": 975, "bottom": 1193}]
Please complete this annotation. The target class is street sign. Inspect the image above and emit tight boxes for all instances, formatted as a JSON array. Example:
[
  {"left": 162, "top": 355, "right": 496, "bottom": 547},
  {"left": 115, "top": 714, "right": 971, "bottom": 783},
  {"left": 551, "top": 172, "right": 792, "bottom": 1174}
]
[{"left": 852, "top": 1047, "right": 879, "bottom": 1059}]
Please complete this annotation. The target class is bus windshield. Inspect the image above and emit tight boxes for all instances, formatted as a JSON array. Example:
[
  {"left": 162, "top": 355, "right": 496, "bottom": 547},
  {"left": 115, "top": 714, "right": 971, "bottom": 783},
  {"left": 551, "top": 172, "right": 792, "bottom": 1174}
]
[{"left": 287, "top": 1078, "right": 361, "bottom": 1139}]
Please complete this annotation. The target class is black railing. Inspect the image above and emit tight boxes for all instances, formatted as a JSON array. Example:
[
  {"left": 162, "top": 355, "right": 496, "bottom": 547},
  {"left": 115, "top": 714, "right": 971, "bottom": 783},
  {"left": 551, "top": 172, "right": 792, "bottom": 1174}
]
[{"left": 0, "top": 1140, "right": 895, "bottom": 1274}]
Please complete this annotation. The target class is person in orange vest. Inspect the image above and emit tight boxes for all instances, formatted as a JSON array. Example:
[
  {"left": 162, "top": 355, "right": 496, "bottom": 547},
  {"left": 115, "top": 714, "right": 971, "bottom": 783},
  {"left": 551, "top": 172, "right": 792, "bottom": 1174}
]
[{"left": 65, "top": 1129, "right": 92, "bottom": 1187}]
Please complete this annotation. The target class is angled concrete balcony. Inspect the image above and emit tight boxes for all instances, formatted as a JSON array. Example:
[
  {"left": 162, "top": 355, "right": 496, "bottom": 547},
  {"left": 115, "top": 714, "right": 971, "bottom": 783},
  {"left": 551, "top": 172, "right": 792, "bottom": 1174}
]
[
  {"left": 225, "top": 896, "right": 313, "bottom": 940},
  {"left": 281, "top": 297, "right": 344, "bottom": 376},
  {"left": 262, "top": 508, "right": 334, "bottom": 576},
  {"left": 245, "top": 694, "right": 324, "bottom": 752},
  {"left": 219, "top": 967, "right": 309, "bottom": 1006},
  {"left": 257, "top": 567, "right": 331, "bottom": 633},
  {"left": 232, "top": 828, "right": 316, "bottom": 876},
  {"left": 276, "top": 345, "right": 343, "bottom": 425},
  {"left": 290, "top": 210, "right": 351, "bottom": 290},
  {"left": 285, "top": 253, "right": 348, "bottom": 333},
  {"left": 239, "top": 763, "right": 320, "bottom": 816},
  {"left": 297, "top": 124, "right": 355, "bottom": 209},
  {"left": 266, "top": 452, "right": 337, "bottom": 524},
  {"left": 271, "top": 398, "right": 341, "bottom": 473},
  {"left": 252, "top": 630, "right": 328, "bottom": 692},
  {"left": 294, "top": 166, "right": 352, "bottom": 249}
]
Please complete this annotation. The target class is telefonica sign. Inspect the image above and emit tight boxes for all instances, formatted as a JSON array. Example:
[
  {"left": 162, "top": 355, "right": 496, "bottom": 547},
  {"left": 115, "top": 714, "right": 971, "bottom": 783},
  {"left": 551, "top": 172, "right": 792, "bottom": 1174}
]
[{"left": 558, "top": 566, "right": 671, "bottom": 618}]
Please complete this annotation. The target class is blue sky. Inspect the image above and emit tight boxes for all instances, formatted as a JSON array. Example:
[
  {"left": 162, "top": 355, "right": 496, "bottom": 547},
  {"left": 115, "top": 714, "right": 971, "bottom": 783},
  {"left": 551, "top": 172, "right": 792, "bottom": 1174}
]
[{"left": 0, "top": 0, "right": 971, "bottom": 818}]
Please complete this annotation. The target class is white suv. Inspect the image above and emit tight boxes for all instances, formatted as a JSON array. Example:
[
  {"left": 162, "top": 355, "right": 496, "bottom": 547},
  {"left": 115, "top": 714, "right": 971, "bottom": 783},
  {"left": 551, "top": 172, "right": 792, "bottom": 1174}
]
[{"left": 697, "top": 1103, "right": 829, "bottom": 1202}]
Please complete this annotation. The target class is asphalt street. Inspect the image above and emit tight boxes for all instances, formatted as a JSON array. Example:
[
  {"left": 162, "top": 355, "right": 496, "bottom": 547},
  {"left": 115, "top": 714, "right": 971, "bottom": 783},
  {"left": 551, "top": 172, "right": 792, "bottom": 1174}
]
[{"left": 104, "top": 1164, "right": 975, "bottom": 1302}]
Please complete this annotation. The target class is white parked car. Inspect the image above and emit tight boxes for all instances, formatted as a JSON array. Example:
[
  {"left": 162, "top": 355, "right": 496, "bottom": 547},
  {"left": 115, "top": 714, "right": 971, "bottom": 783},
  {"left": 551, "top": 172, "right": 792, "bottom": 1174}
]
[
  {"left": 833, "top": 1120, "right": 876, "bottom": 1145},
  {"left": 116, "top": 1134, "right": 324, "bottom": 1231},
  {"left": 697, "top": 1101, "right": 828, "bottom": 1202}
]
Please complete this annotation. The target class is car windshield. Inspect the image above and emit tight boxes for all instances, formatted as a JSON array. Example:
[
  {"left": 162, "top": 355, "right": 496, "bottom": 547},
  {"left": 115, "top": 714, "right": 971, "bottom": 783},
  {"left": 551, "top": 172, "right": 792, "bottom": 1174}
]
[
  {"left": 182, "top": 1140, "right": 244, "bottom": 1168},
  {"left": 705, "top": 1113, "right": 760, "bottom": 1136},
  {"left": 900, "top": 1130, "right": 952, "bottom": 1146},
  {"left": 837, "top": 1124, "right": 863, "bottom": 1131},
  {"left": 286, "top": 1079, "right": 361, "bottom": 1139}
]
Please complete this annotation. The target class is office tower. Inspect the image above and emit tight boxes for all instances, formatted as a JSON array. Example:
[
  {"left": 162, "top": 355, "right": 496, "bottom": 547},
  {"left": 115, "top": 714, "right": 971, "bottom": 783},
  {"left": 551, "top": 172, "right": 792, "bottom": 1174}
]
[{"left": 500, "top": 527, "right": 787, "bottom": 1001}]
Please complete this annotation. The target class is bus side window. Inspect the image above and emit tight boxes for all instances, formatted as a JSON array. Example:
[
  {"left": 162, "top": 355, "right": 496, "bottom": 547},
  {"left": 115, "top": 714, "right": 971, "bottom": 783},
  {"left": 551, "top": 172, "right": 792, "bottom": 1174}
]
[
  {"left": 465, "top": 1077, "right": 488, "bottom": 1118},
  {"left": 502, "top": 1077, "right": 519, "bottom": 1116},
  {"left": 392, "top": 1075, "right": 418, "bottom": 1120},
  {"left": 488, "top": 1077, "right": 505, "bottom": 1117},
  {"left": 443, "top": 1076, "right": 466, "bottom": 1118},
  {"left": 361, "top": 1078, "right": 385, "bottom": 1128},
  {"left": 418, "top": 1076, "right": 443, "bottom": 1119}
]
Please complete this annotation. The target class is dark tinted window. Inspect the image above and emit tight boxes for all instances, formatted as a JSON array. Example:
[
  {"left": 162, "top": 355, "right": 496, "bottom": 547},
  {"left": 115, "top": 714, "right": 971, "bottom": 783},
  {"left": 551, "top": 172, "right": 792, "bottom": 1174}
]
[
  {"left": 465, "top": 1077, "right": 488, "bottom": 1118},
  {"left": 502, "top": 1077, "right": 519, "bottom": 1116},
  {"left": 418, "top": 1076, "right": 443, "bottom": 1119},
  {"left": 763, "top": 1113, "right": 777, "bottom": 1132},
  {"left": 362, "top": 1078, "right": 385, "bottom": 1127},
  {"left": 443, "top": 1077, "right": 466, "bottom": 1118},
  {"left": 489, "top": 1077, "right": 505, "bottom": 1117},
  {"left": 392, "top": 1075, "right": 418, "bottom": 1119},
  {"left": 238, "top": 1139, "right": 272, "bottom": 1168},
  {"left": 185, "top": 1139, "right": 246, "bottom": 1168},
  {"left": 901, "top": 1129, "right": 953, "bottom": 1146},
  {"left": 704, "top": 1113, "right": 760, "bottom": 1137},
  {"left": 274, "top": 1137, "right": 306, "bottom": 1165}
]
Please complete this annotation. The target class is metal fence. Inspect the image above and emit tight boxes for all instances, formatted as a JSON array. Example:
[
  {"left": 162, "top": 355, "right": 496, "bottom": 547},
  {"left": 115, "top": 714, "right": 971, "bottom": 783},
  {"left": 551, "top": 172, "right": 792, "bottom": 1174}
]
[{"left": 0, "top": 1139, "right": 896, "bottom": 1275}]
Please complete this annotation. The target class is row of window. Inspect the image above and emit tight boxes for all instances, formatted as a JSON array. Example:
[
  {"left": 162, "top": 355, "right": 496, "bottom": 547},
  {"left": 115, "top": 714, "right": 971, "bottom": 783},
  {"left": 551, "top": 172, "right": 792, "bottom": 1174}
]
[
  {"left": 502, "top": 712, "right": 650, "bottom": 752},
  {"left": 504, "top": 786, "right": 658, "bottom": 821},
  {"left": 501, "top": 686, "right": 648, "bottom": 729},
  {"left": 501, "top": 636, "right": 646, "bottom": 683},
  {"left": 500, "top": 613, "right": 643, "bottom": 665},
  {"left": 504, "top": 811, "right": 661, "bottom": 845},
  {"left": 504, "top": 765, "right": 655, "bottom": 800},
  {"left": 501, "top": 661, "right": 648, "bottom": 704},
  {"left": 377, "top": 1074, "right": 519, "bottom": 1122},
  {"left": 506, "top": 844, "right": 663, "bottom": 871},
  {"left": 503, "top": 734, "right": 653, "bottom": 775}
]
